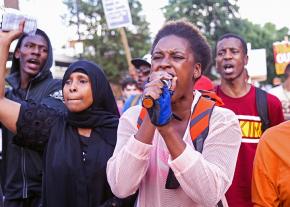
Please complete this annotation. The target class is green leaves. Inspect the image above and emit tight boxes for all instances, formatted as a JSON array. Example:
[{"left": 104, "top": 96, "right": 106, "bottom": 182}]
[
  {"left": 163, "top": 0, "right": 289, "bottom": 84},
  {"left": 63, "top": 0, "right": 151, "bottom": 83}
]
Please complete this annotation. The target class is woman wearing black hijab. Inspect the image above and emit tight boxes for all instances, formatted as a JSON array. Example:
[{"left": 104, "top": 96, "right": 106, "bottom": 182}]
[{"left": 0, "top": 24, "right": 135, "bottom": 207}]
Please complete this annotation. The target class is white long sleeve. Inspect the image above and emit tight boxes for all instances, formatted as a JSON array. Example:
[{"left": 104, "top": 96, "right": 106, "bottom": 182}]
[{"left": 107, "top": 92, "right": 242, "bottom": 207}]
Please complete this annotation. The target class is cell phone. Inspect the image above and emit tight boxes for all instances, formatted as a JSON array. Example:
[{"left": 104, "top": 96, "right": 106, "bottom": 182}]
[{"left": 0, "top": 8, "right": 37, "bottom": 35}]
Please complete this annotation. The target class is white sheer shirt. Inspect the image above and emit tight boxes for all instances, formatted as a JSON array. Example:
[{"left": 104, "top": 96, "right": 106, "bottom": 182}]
[{"left": 107, "top": 91, "right": 242, "bottom": 207}]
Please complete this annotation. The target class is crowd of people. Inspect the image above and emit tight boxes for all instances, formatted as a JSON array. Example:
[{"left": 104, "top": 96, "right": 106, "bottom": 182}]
[{"left": 0, "top": 17, "right": 289, "bottom": 207}]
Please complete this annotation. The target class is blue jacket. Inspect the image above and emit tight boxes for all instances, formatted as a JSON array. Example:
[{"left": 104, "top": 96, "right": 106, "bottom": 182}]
[{"left": 122, "top": 94, "right": 142, "bottom": 113}]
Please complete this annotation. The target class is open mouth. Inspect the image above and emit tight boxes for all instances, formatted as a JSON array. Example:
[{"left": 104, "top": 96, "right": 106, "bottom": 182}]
[
  {"left": 223, "top": 64, "right": 234, "bottom": 73},
  {"left": 27, "top": 58, "right": 40, "bottom": 66}
]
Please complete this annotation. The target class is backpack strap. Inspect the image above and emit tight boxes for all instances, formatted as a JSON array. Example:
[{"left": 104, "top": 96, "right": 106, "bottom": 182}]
[
  {"left": 191, "top": 95, "right": 223, "bottom": 207},
  {"left": 190, "top": 96, "right": 216, "bottom": 152},
  {"left": 130, "top": 94, "right": 142, "bottom": 107},
  {"left": 255, "top": 87, "right": 269, "bottom": 132},
  {"left": 137, "top": 107, "right": 147, "bottom": 129},
  {"left": 197, "top": 89, "right": 224, "bottom": 107}
]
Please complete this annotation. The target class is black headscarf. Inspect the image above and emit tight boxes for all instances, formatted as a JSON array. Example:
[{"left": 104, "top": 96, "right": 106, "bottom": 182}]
[
  {"left": 62, "top": 60, "right": 120, "bottom": 129},
  {"left": 37, "top": 60, "right": 121, "bottom": 207}
]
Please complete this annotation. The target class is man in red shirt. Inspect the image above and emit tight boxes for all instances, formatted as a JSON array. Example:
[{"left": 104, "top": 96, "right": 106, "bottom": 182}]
[{"left": 215, "top": 33, "right": 284, "bottom": 207}]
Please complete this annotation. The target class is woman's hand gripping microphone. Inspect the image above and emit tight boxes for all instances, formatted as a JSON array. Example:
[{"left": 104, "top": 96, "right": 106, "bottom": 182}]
[
  {"left": 142, "top": 79, "right": 172, "bottom": 109},
  {"left": 142, "top": 77, "right": 174, "bottom": 126}
]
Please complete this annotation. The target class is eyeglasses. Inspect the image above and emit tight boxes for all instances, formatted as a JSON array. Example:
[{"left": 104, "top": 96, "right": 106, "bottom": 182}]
[
  {"left": 136, "top": 66, "right": 151, "bottom": 76},
  {"left": 137, "top": 69, "right": 150, "bottom": 76}
]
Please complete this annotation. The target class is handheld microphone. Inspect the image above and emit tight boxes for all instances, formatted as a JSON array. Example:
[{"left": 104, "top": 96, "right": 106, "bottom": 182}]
[{"left": 142, "top": 79, "right": 172, "bottom": 109}]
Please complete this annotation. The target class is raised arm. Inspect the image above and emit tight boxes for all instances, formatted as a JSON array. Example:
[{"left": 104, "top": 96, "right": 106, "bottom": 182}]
[{"left": 0, "top": 22, "right": 24, "bottom": 133}]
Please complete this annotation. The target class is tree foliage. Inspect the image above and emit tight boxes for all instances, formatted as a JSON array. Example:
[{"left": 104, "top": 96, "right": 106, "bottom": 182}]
[
  {"left": 162, "top": 0, "right": 289, "bottom": 84},
  {"left": 163, "top": 0, "right": 239, "bottom": 45},
  {"left": 63, "top": 0, "right": 151, "bottom": 83},
  {"left": 222, "top": 19, "right": 289, "bottom": 84}
]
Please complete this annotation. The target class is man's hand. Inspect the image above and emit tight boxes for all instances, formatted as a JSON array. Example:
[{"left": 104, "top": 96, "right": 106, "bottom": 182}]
[{"left": 0, "top": 20, "right": 24, "bottom": 47}]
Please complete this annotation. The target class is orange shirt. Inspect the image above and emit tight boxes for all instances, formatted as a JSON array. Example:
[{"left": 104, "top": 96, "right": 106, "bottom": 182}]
[{"left": 252, "top": 121, "right": 290, "bottom": 206}]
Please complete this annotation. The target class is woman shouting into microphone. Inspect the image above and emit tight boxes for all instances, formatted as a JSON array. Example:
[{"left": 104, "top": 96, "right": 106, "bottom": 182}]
[{"left": 107, "top": 20, "right": 242, "bottom": 207}]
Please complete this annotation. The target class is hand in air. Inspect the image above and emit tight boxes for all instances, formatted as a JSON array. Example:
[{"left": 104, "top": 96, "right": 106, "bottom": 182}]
[{"left": 0, "top": 20, "right": 25, "bottom": 47}]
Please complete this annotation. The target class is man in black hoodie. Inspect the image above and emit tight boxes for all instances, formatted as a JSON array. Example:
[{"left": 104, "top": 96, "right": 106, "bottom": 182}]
[{"left": 1, "top": 29, "right": 64, "bottom": 207}]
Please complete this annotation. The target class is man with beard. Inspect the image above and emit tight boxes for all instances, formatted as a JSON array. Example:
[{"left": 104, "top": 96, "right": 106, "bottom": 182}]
[
  {"left": 215, "top": 33, "right": 284, "bottom": 207},
  {"left": 1, "top": 29, "right": 64, "bottom": 207}
]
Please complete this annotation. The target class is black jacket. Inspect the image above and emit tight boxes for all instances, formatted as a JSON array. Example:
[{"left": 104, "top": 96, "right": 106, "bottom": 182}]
[{"left": 1, "top": 29, "right": 64, "bottom": 200}]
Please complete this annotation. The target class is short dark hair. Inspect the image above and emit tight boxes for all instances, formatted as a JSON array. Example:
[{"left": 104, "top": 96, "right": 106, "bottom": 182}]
[
  {"left": 121, "top": 77, "right": 138, "bottom": 90},
  {"left": 217, "top": 33, "right": 248, "bottom": 55},
  {"left": 151, "top": 19, "right": 211, "bottom": 73}
]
